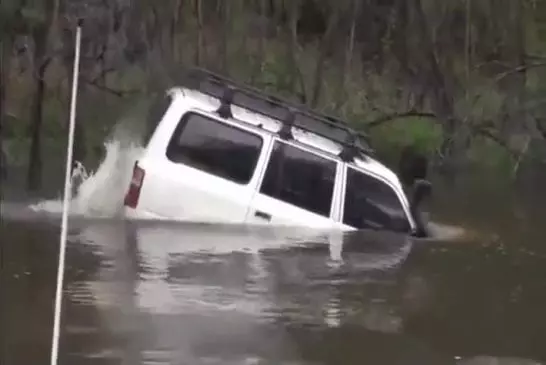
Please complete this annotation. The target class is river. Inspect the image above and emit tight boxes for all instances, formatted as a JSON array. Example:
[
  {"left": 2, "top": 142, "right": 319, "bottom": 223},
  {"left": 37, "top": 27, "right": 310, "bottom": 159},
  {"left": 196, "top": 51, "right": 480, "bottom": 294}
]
[{"left": 1, "top": 140, "right": 545, "bottom": 365}]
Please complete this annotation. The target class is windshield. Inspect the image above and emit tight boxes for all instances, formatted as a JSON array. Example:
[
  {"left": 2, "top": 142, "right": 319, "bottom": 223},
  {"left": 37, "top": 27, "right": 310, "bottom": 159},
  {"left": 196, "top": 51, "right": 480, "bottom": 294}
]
[{"left": 343, "top": 167, "right": 412, "bottom": 233}]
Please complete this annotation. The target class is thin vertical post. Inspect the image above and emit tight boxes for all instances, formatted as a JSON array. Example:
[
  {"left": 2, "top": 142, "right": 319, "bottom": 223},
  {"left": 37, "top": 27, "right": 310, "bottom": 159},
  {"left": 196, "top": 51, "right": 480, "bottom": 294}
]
[{"left": 50, "top": 19, "right": 82, "bottom": 365}]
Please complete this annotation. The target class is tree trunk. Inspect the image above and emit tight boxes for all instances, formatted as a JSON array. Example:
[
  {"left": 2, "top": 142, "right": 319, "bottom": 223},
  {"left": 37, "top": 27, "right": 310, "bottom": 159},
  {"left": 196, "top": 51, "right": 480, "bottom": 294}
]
[
  {"left": 0, "top": 38, "right": 8, "bottom": 138},
  {"left": 171, "top": 0, "right": 183, "bottom": 62},
  {"left": 510, "top": 0, "right": 527, "bottom": 137},
  {"left": 26, "top": 0, "right": 60, "bottom": 190},
  {"left": 335, "top": 0, "right": 359, "bottom": 108},
  {"left": 0, "top": 37, "right": 10, "bottom": 179},
  {"left": 393, "top": 0, "right": 409, "bottom": 73},
  {"left": 392, "top": 0, "right": 422, "bottom": 110},
  {"left": 287, "top": 0, "right": 299, "bottom": 94},
  {"left": 411, "top": 0, "right": 457, "bottom": 166},
  {"left": 310, "top": 6, "right": 339, "bottom": 107},
  {"left": 251, "top": 0, "right": 267, "bottom": 83},
  {"left": 286, "top": 0, "right": 306, "bottom": 102},
  {"left": 27, "top": 35, "right": 48, "bottom": 191},
  {"left": 194, "top": 0, "right": 204, "bottom": 66},
  {"left": 220, "top": 1, "right": 230, "bottom": 73}
]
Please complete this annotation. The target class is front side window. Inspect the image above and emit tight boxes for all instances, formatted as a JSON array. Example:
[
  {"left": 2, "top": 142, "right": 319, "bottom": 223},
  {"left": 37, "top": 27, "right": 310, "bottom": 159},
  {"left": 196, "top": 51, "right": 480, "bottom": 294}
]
[
  {"left": 259, "top": 141, "right": 337, "bottom": 217},
  {"left": 343, "top": 167, "right": 411, "bottom": 233},
  {"left": 166, "top": 112, "right": 263, "bottom": 184}
]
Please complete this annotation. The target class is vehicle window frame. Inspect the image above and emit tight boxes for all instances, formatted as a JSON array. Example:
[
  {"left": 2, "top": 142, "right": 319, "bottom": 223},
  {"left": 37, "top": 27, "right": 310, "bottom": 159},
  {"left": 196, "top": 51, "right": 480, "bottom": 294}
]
[
  {"left": 341, "top": 164, "right": 413, "bottom": 232},
  {"left": 165, "top": 111, "right": 265, "bottom": 186},
  {"left": 257, "top": 138, "right": 341, "bottom": 219}
]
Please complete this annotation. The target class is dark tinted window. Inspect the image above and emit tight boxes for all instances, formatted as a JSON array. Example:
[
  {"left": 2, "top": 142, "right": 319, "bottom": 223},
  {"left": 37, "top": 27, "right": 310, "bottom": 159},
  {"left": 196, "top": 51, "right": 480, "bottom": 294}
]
[
  {"left": 343, "top": 167, "right": 411, "bottom": 232},
  {"left": 260, "top": 141, "right": 337, "bottom": 217},
  {"left": 166, "top": 112, "right": 263, "bottom": 184}
]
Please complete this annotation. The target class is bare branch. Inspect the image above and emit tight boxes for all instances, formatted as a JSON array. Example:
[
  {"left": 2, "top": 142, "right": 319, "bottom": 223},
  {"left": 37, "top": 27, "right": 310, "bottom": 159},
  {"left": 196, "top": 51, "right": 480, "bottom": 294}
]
[
  {"left": 494, "top": 62, "right": 546, "bottom": 83},
  {"left": 89, "top": 67, "right": 116, "bottom": 84},
  {"left": 361, "top": 110, "right": 530, "bottom": 161},
  {"left": 525, "top": 54, "right": 546, "bottom": 61},
  {"left": 365, "top": 111, "right": 437, "bottom": 129},
  {"left": 472, "top": 127, "right": 518, "bottom": 159},
  {"left": 82, "top": 77, "right": 139, "bottom": 97}
]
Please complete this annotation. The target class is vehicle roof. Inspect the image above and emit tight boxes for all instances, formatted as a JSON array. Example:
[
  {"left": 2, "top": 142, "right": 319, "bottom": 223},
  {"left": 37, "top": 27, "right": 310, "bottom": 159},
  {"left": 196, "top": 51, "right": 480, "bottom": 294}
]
[{"left": 168, "top": 87, "right": 402, "bottom": 187}]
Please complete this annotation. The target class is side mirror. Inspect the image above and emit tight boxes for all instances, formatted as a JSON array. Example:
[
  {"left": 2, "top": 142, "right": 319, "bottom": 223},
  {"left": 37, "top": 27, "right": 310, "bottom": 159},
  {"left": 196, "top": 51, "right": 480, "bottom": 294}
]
[
  {"left": 397, "top": 146, "right": 431, "bottom": 237},
  {"left": 411, "top": 179, "right": 432, "bottom": 209},
  {"left": 398, "top": 145, "right": 429, "bottom": 188},
  {"left": 410, "top": 179, "right": 432, "bottom": 238}
]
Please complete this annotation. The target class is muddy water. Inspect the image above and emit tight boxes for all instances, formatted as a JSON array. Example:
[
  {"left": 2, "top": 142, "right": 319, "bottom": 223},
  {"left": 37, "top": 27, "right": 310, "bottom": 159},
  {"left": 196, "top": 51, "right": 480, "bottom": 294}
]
[
  {"left": 2, "top": 179, "right": 546, "bottom": 365},
  {"left": 1, "top": 134, "right": 546, "bottom": 364}
]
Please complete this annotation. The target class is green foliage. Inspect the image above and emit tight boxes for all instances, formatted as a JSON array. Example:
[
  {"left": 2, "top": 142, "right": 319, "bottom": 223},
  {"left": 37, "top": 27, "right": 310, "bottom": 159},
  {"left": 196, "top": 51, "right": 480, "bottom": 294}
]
[
  {"left": 468, "top": 138, "right": 514, "bottom": 172},
  {"left": 367, "top": 117, "right": 443, "bottom": 160},
  {"left": 3, "top": 0, "right": 546, "bottom": 183},
  {"left": 0, "top": 0, "right": 49, "bottom": 37}
]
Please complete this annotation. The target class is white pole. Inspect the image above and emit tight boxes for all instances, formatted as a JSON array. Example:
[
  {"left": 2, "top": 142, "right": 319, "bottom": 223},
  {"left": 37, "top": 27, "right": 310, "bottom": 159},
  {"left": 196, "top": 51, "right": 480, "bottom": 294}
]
[{"left": 50, "top": 19, "right": 82, "bottom": 365}]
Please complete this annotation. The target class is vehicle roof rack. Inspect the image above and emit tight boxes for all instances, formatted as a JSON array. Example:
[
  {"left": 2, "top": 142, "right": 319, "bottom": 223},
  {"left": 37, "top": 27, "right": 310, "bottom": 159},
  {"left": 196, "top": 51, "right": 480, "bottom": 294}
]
[{"left": 182, "top": 67, "right": 374, "bottom": 162}]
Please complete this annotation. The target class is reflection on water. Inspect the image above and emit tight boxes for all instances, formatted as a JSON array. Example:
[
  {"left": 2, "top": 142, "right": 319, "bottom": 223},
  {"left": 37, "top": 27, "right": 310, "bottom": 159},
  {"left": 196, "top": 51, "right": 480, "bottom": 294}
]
[{"left": 2, "top": 195, "right": 546, "bottom": 364}]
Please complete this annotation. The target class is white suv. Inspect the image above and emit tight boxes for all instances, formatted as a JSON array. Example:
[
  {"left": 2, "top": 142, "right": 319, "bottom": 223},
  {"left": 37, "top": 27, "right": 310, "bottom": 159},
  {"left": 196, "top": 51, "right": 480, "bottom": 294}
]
[{"left": 123, "top": 69, "right": 431, "bottom": 237}]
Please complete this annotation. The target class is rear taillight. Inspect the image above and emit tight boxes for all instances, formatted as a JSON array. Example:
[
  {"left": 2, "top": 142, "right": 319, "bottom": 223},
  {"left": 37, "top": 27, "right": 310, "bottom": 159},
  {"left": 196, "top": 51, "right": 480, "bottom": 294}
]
[{"left": 124, "top": 163, "right": 146, "bottom": 208}]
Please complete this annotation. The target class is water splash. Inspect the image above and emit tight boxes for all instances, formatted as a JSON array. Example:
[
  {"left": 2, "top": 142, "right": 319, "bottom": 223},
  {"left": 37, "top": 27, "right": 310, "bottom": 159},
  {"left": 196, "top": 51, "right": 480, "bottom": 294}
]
[
  {"left": 29, "top": 138, "right": 143, "bottom": 218},
  {"left": 27, "top": 93, "right": 154, "bottom": 218}
]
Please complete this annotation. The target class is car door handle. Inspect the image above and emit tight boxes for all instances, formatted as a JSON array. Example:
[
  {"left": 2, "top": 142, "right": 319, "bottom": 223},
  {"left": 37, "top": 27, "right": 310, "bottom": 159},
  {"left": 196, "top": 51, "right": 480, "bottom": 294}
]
[{"left": 254, "top": 210, "right": 272, "bottom": 221}]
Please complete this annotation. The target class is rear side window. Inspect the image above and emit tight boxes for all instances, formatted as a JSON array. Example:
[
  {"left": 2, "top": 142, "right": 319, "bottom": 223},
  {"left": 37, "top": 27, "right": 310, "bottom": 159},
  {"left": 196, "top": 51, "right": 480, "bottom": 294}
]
[
  {"left": 166, "top": 112, "right": 263, "bottom": 184},
  {"left": 260, "top": 141, "right": 337, "bottom": 217},
  {"left": 343, "top": 167, "right": 411, "bottom": 233}
]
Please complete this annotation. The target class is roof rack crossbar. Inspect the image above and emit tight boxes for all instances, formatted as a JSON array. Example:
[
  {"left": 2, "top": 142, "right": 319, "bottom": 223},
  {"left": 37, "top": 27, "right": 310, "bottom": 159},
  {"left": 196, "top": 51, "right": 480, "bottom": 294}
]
[
  {"left": 216, "top": 85, "right": 234, "bottom": 119},
  {"left": 338, "top": 131, "right": 359, "bottom": 162},
  {"left": 278, "top": 109, "right": 295, "bottom": 140},
  {"left": 184, "top": 68, "right": 374, "bottom": 159}
]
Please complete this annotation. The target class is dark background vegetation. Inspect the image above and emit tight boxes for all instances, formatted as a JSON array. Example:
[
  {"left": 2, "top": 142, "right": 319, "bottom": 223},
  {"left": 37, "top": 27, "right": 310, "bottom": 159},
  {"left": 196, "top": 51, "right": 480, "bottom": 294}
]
[{"left": 1, "top": 0, "right": 546, "bottom": 193}]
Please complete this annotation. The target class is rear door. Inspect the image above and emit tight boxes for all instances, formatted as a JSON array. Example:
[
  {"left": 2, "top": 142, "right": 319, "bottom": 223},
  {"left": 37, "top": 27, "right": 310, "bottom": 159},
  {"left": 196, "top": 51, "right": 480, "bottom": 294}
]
[
  {"left": 138, "top": 111, "right": 272, "bottom": 223},
  {"left": 245, "top": 139, "right": 342, "bottom": 229}
]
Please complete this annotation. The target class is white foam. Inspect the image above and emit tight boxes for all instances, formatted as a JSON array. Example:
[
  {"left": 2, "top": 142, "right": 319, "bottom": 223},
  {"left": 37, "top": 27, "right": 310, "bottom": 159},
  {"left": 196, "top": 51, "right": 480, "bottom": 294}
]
[{"left": 29, "top": 138, "right": 143, "bottom": 218}]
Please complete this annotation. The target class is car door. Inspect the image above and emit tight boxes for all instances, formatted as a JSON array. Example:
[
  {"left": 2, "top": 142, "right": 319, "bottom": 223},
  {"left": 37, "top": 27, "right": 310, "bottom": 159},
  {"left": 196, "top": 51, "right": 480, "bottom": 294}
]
[
  {"left": 245, "top": 138, "right": 342, "bottom": 229},
  {"left": 138, "top": 110, "right": 272, "bottom": 224}
]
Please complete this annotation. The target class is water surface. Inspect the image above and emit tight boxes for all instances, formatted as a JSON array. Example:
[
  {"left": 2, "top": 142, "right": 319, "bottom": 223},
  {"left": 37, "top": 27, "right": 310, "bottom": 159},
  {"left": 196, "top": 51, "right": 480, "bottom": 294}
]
[{"left": 1, "top": 141, "right": 545, "bottom": 365}]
